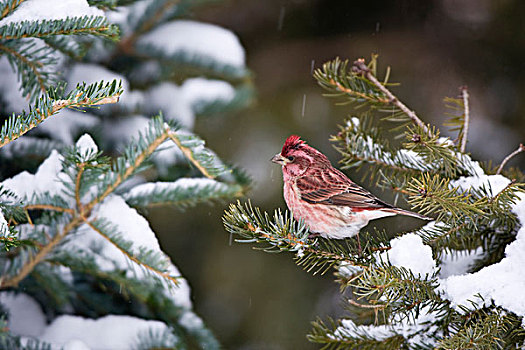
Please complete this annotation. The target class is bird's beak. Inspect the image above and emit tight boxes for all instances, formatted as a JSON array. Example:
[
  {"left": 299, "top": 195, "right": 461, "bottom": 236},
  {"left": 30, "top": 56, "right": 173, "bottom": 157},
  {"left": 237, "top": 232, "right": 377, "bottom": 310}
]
[{"left": 271, "top": 153, "right": 286, "bottom": 165}]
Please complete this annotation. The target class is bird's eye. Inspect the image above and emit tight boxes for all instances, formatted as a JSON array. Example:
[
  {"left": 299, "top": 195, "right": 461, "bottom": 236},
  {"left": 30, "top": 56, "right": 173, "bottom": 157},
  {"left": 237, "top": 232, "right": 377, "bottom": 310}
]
[{"left": 287, "top": 156, "right": 295, "bottom": 161}]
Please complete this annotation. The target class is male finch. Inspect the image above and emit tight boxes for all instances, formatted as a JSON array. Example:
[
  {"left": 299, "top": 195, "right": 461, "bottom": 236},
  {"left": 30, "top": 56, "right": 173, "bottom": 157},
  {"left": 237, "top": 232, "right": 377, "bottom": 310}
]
[{"left": 271, "top": 135, "right": 431, "bottom": 241}]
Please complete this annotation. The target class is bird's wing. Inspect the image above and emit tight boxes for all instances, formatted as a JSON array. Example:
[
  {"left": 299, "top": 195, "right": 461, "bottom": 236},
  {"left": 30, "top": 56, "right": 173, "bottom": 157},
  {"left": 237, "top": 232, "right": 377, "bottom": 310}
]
[{"left": 296, "top": 167, "right": 392, "bottom": 209}]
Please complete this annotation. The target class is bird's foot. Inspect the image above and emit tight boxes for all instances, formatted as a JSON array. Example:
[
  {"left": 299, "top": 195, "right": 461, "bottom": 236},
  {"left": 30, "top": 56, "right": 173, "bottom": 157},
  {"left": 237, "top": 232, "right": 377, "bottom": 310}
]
[{"left": 308, "top": 232, "right": 320, "bottom": 239}]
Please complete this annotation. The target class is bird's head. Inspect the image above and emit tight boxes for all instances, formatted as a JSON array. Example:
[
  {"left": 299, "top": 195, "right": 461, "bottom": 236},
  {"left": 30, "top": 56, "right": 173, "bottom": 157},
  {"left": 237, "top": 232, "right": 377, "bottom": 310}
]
[{"left": 271, "top": 135, "right": 331, "bottom": 179}]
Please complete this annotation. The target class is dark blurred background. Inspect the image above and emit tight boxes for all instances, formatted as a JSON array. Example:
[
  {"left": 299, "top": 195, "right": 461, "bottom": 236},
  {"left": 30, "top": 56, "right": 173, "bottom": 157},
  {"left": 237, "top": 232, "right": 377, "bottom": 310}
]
[{"left": 150, "top": 1, "right": 525, "bottom": 348}]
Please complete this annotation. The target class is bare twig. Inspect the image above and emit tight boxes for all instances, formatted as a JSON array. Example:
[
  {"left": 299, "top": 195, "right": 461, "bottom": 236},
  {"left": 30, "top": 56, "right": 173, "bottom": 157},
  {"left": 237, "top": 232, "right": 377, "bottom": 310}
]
[
  {"left": 348, "top": 298, "right": 386, "bottom": 310},
  {"left": 460, "top": 86, "right": 470, "bottom": 153},
  {"left": 352, "top": 58, "right": 430, "bottom": 136},
  {"left": 496, "top": 144, "right": 525, "bottom": 175}
]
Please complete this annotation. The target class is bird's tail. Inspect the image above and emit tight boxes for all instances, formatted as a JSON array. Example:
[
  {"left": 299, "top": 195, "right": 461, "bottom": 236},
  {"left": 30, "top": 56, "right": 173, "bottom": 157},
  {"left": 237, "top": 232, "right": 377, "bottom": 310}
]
[{"left": 382, "top": 208, "right": 433, "bottom": 221}]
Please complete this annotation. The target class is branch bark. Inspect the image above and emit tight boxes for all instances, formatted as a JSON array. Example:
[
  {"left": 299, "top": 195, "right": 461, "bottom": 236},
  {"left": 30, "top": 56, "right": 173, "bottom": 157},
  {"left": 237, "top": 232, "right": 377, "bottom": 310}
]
[{"left": 352, "top": 58, "right": 430, "bottom": 136}]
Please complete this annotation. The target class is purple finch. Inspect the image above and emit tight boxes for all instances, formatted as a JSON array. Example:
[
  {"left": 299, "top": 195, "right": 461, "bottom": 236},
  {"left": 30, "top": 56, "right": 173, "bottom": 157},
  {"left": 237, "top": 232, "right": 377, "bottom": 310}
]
[{"left": 271, "top": 135, "right": 431, "bottom": 240}]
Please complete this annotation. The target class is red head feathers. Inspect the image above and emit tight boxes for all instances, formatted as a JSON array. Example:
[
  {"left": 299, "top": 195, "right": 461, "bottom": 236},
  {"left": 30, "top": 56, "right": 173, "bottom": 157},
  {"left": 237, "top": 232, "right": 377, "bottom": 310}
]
[{"left": 281, "top": 135, "right": 305, "bottom": 156}]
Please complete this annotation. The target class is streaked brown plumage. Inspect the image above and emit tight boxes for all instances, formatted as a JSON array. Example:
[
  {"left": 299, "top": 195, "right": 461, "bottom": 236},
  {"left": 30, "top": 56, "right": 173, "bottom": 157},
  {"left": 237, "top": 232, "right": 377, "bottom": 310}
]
[{"left": 271, "top": 135, "right": 431, "bottom": 239}]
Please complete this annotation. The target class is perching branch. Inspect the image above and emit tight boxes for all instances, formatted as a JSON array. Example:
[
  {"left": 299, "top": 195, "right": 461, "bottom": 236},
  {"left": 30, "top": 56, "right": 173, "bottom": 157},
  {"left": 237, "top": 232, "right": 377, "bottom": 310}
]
[
  {"left": 352, "top": 58, "right": 430, "bottom": 136},
  {"left": 460, "top": 86, "right": 470, "bottom": 153},
  {"left": 496, "top": 144, "right": 525, "bottom": 175}
]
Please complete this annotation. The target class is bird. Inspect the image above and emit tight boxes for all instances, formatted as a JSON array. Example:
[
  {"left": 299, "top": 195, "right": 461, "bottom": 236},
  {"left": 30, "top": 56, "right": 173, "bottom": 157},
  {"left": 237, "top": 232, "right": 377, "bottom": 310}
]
[{"left": 271, "top": 135, "right": 431, "bottom": 245}]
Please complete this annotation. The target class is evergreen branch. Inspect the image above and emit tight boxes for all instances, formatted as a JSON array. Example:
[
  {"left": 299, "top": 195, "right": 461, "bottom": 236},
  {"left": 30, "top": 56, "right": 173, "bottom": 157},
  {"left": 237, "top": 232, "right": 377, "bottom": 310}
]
[
  {"left": 333, "top": 117, "right": 434, "bottom": 182},
  {"left": 118, "top": 0, "right": 181, "bottom": 52},
  {"left": 0, "top": 80, "right": 122, "bottom": 148},
  {"left": 0, "top": 185, "right": 25, "bottom": 223},
  {"left": 352, "top": 58, "right": 430, "bottom": 136},
  {"left": 223, "top": 200, "right": 310, "bottom": 253},
  {"left": 24, "top": 204, "right": 74, "bottom": 214},
  {"left": 124, "top": 178, "right": 245, "bottom": 209},
  {"left": 404, "top": 125, "right": 471, "bottom": 177},
  {"left": 85, "top": 118, "right": 170, "bottom": 212},
  {"left": 439, "top": 307, "right": 525, "bottom": 349},
  {"left": 0, "top": 16, "right": 119, "bottom": 40},
  {"left": 82, "top": 219, "right": 179, "bottom": 286},
  {"left": 43, "top": 35, "right": 88, "bottom": 60},
  {"left": 48, "top": 248, "right": 220, "bottom": 348},
  {"left": 223, "top": 201, "right": 367, "bottom": 273},
  {"left": 0, "top": 136, "right": 63, "bottom": 162},
  {"left": 0, "top": 335, "right": 54, "bottom": 350},
  {"left": 496, "top": 143, "right": 525, "bottom": 175},
  {"left": 0, "top": 215, "right": 80, "bottom": 289},
  {"left": 350, "top": 264, "right": 443, "bottom": 319},
  {"left": 132, "top": 43, "right": 250, "bottom": 82},
  {"left": 2, "top": 117, "right": 176, "bottom": 288},
  {"left": 0, "top": 0, "right": 26, "bottom": 20},
  {"left": 308, "top": 318, "right": 407, "bottom": 350},
  {"left": 87, "top": 0, "right": 119, "bottom": 10},
  {"left": 0, "top": 40, "right": 56, "bottom": 99},
  {"left": 168, "top": 130, "right": 230, "bottom": 179},
  {"left": 460, "top": 86, "right": 470, "bottom": 153},
  {"left": 407, "top": 174, "right": 487, "bottom": 222}
]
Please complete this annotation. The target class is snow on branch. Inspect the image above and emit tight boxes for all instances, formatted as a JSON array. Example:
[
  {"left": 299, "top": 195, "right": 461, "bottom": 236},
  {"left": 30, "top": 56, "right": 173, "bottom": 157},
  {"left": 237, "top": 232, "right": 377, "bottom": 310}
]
[{"left": 125, "top": 178, "right": 245, "bottom": 209}]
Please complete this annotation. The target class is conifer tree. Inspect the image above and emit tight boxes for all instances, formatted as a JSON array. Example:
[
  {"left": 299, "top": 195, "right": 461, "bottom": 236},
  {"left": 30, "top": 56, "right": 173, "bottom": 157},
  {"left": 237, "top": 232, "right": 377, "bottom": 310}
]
[
  {"left": 0, "top": 0, "right": 251, "bottom": 348},
  {"left": 223, "top": 56, "right": 525, "bottom": 349}
]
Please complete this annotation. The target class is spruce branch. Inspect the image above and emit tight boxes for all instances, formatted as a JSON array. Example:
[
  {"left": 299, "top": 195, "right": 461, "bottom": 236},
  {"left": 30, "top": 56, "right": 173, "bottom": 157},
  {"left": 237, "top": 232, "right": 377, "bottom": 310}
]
[
  {"left": 460, "top": 86, "right": 470, "bottom": 153},
  {"left": 124, "top": 178, "right": 246, "bottom": 209},
  {"left": 0, "top": 80, "right": 122, "bottom": 148},
  {"left": 0, "top": 16, "right": 119, "bottom": 40},
  {"left": 83, "top": 219, "right": 180, "bottom": 287},
  {"left": 117, "top": 0, "right": 181, "bottom": 53},
  {"left": 496, "top": 143, "right": 525, "bottom": 175},
  {"left": 351, "top": 58, "right": 430, "bottom": 136},
  {"left": 333, "top": 117, "right": 434, "bottom": 185},
  {"left": 133, "top": 43, "right": 250, "bottom": 82},
  {"left": 406, "top": 174, "right": 487, "bottom": 222},
  {"left": 0, "top": 0, "right": 26, "bottom": 20},
  {"left": 167, "top": 130, "right": 231, "bottom": 179},
  {"left": 0, "top": 214, "right": 79, "bottom": 289},
  {"left": 308, "top": 318, "right": 407, "bottom": 350},
  {"left": 43, "top": 36, "right": 88, "bottom": 60},
  {"left": 439, "top": 306, "right": 525, "bottom": 349},
  {"left": 223, "top": 202, "right": 392, "bottom": 275},
  {"left": 87, "top": 0, "right": 119, "bottom": 10},
  {"left": 350, "top": 263, "right": 444, "bottom": 320},
  {"left": 85, "top": 119, "right": 170, "bottom": 212},
  {"left": 0, "top": 41, "right": 57, "bottom": 99},
  {"left": 24, "top": 204, "right": 74, "bottom": 214}
]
